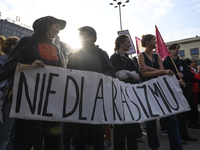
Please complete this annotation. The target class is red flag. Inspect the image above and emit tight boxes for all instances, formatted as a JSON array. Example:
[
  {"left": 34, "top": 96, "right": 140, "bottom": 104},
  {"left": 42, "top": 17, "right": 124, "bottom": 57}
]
[
  {"left": 135, "top": 36, "right": 145, "bottom": 55},
  {"left": 155, "top": 25, "right": 170, "bottom": 60}
]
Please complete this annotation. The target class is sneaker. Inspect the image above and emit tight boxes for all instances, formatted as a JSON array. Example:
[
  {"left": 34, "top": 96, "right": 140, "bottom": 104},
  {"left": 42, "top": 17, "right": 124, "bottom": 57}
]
[
  {"left": 181, "top": 139, "right": 187, "bottom": 145},
  {"left": 137, "top": 134, "right": 145, "bottom": 142},
  {"left": 188, "top": 123, "right": 200, "bottom": 129},
  {"left": 182, "top": 135, "right": 198, "bottom": 141},
  {"left": 161, "top": 130, "right": 168, "bottom": 136},
  {"left": 104, "top": 140, "right": 112, "bottom": 146}
]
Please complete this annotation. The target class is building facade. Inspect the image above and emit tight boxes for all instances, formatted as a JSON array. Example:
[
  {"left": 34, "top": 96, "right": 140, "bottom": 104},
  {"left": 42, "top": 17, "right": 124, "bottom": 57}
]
[
  {"left": 0, "top": 19, "right": 33, "bottom": 38},
  {"left": 165, "top": 36, "right": 200, "bottom": 64}
]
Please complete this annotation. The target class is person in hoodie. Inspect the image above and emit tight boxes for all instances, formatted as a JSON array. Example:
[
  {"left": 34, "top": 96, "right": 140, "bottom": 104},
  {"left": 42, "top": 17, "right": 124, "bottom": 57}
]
[
  {"left": 1, "top": 16, "right": 66, "bottom": 150},
  {"left": 67, "top": 26, "right": 114, "bottom": 150}
]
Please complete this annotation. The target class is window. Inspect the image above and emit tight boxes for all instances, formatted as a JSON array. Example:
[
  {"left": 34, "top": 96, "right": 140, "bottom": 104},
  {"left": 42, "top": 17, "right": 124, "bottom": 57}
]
[
  {"left": 179, "top": 50, "right": 184, "bottom": 56},
  {"left": 14, "top": 31, "right": 17, "bottom": 36},
  {"left": 21, "top": 33, "right": 27, "bottom": 37},
  {"left": 8, "top": 29, "right": 11, "bottom": 34},
  {"left": 17, "top": 32, "right": 20, "bottom": 37},
  {"left": 5, "top": 28, "right": 12, "bottom": 35},
  {"left": 190, "top": 48, "right": 199, "bottom": 55}
]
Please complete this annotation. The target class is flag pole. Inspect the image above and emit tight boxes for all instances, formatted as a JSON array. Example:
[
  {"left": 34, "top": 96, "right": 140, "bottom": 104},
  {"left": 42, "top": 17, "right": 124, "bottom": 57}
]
[{"left": 170, "top": 57, "right": 185, "bottom": 87}]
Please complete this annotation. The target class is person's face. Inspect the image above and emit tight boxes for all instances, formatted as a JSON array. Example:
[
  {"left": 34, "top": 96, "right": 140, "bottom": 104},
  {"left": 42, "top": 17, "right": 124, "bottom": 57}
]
[
  {"left": 148, "top": 37, "right": 157, "bottom": 49},
  {"left": 170, "top": 45, "right": 180, "bottom": 57},
  {"left": 191, "top": 61, "right": 197, "bottom": 68},
  {"left": 121, "top": 38, "right": 131, "bottom": 52},
  {"left": 10, "top": 39, "right": 19, "bottom": 51},
  {"left": 47, "top": 23, "right": 60, "bottom": 39},
  {"left": 79, "top": 31, "right": 94, "bottom": 45}
]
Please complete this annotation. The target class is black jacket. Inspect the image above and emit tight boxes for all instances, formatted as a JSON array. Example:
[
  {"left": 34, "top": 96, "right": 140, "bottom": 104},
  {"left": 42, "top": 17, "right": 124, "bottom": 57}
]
[
  {"left": 110, "top": 53, "right": 139, "bottom": 84},
  {"left": 163, "top": 56, "right": 194, "bottom": 89},
  {"left": 67, "top": 44, "right": 114, "bottom": 76}
]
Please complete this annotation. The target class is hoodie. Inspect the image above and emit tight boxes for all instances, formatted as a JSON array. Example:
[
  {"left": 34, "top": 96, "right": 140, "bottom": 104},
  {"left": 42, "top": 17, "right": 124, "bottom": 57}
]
[
  {"left": 2, "top": 16, "right": 66, "bottom": 79},
  {"left": 67, "top": 44, "right": 114, "bottom": 76}
]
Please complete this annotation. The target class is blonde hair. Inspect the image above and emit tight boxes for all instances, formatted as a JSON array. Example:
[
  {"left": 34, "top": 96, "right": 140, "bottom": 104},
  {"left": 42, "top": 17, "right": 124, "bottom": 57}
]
[
  {"left": 0, "top": 36, "right": 5, "bottom": 55},
  {"left": 141, "top": 34, "right": 155, "bottom": 47},
  {"left": 1, "top": 36, "right": 19, "bottom": 54}
]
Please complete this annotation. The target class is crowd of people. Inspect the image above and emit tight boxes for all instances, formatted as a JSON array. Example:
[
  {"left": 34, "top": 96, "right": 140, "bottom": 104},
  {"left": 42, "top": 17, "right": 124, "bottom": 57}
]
[{"left": 0, "top": 15, "right": 200, "bottom": 150}]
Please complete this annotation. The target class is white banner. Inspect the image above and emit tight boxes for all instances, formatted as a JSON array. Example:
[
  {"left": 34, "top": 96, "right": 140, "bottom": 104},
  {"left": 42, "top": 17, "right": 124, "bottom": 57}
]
[{"left": 10, "top": 65, "right": 190, "bottom": 124}]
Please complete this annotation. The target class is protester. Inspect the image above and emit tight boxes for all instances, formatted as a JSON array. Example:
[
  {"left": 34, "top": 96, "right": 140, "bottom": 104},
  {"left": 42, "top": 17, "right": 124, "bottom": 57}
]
[
  {"left": 110, "top": 34, "right": 140, "bottom": 150},
  {"left": 163, "top": 43, "right": 198, "bottom": 144},
  {"left": 190, "top": 58, "right": 200, "bottom": 108},
  {"left": 184, "top": 58, "right": 200, "bottom": 129},
  {"left": 138, "top": 34, "right": 183, "bottom": 150},
  {"left": 1, "top": 16, "right": 66, "bottom": 150},
  {"left": 67, "top": 26, "right": 114, "bottom": 150},
  {"left": 0, "top": 36, "right": 19, "bottom": 150}
]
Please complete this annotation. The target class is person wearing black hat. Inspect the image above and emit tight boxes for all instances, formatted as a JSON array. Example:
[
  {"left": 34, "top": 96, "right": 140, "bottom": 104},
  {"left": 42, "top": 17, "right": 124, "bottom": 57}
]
[
  {"left": 67, "top": 26, "right": 114, "bottom": 150},
  {"left": 2, "top": 16, "right": 66, "bottom": 150}
]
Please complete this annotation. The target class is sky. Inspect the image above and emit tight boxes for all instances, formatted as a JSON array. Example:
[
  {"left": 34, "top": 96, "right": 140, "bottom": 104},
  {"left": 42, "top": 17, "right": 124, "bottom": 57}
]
[{"left": 0, "top": 0, "right": 200, "bottom": 57}]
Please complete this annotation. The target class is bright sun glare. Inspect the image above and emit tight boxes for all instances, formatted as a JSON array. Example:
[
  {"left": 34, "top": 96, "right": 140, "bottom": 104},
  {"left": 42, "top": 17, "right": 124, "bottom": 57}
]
[{"left": 60, "top": 29, "right": 81, "bottom": 51}]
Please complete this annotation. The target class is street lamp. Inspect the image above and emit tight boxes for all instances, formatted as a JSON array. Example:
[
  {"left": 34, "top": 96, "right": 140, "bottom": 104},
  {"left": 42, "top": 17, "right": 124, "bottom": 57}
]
[{"left": 110, "top": 0, "right": 129, "bottom": 31}]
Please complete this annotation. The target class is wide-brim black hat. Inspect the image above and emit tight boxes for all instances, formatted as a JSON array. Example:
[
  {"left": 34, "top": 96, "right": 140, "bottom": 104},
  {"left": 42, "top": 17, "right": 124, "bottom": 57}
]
[
  {"left": 33, "top": 16, "right": 67, "bottom": 32},
  {"left": 52, "top": 17, "right": 66, "bottom": 30}
]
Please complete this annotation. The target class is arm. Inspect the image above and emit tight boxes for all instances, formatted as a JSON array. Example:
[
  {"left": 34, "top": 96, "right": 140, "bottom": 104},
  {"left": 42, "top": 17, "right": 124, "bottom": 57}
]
[
  {"left": 140, "top": 64, "right": 158, "bottom": 72},
  {"left": 122, "top": 70, "right": 140, "bottom": 81},
  {"left": 157, "top": 55, "right": 174, "bottom": 76},
  {"left": 178, "top": 79, "right": 186, "bottom": 86},
  {"left": 32, "top": 60, "right": 45, "bottom": 67},
  {"left": 138, "top": 53, "right": 165, "bottom": 78},
  {"left": 115, "top": 71, "right": 129, "bottom": 80}
]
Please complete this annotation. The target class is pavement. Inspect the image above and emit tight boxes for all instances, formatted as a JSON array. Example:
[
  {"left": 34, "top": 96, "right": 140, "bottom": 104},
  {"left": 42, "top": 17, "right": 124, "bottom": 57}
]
[{"left": 85, "top": 119, "right": 200, "bottom": 150}]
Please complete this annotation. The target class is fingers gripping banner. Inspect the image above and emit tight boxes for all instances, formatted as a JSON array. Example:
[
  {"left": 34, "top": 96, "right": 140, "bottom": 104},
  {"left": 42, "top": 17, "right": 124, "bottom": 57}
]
[{"left": 10, "top": 65, "right": 190, "bottom": 124}]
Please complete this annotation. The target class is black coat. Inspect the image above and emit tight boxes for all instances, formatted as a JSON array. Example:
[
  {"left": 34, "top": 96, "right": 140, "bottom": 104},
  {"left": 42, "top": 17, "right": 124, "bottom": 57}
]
[{"left": 162, "top": 56, "right": 194, "bottom": 89}]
